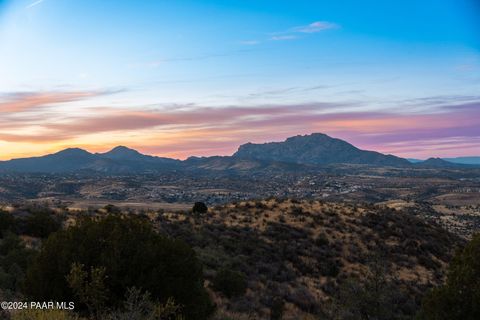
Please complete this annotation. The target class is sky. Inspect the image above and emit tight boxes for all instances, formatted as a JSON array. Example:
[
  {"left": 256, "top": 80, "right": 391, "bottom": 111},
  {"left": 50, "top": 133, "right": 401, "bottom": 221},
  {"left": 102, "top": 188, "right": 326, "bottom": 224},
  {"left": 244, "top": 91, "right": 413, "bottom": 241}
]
[{"left": 0, "top": 0, "right": 479, "bottom": 160}]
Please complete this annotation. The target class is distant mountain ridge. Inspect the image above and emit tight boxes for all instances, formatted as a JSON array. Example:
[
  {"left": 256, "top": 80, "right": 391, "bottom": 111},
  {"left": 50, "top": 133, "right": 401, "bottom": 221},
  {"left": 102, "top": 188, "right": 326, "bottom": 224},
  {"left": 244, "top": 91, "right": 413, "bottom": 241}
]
[
  {"left": 414, "top": 157, "right": 463, "bottom": 168},
  {"left": 99, "top": 146, "right": 146, "bottom": 161},
  {"left": 98, "top": 146, "right": 178, "bottom": 165},
  {"left": 233, "top": 133, "right": 410, "bottom": 167},
  {"left": 408, "top": 157, "right": 480, "bottom": 166},
  {"left": 0, "top": 146, "right": 180, "bottom": 173},
  {"left": 443, "top": 157, "right": 480, "bottom": 165},
  {"left": 0, "top": 133, "right": 476, "bottom": 173}
]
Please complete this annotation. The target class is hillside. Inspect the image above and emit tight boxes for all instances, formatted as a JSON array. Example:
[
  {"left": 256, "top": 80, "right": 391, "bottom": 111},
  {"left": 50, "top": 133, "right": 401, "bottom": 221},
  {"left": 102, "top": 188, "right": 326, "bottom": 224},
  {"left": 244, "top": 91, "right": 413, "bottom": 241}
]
[
  {"left": 0, "top": 198, "right": 465, "bottom": 319},
  {"left": 154, "top": 198, "right": 461, "bottom": 319}
]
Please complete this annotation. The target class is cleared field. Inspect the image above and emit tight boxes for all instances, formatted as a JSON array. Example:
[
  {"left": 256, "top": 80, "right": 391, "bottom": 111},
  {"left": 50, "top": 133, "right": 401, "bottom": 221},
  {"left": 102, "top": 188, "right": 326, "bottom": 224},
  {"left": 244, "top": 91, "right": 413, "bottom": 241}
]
[
  {"left": 29, "top": 197, "right": 192, "bottom": 211},
  {"left": 432, "top": 192, "right": 480, "bottom": 206}
]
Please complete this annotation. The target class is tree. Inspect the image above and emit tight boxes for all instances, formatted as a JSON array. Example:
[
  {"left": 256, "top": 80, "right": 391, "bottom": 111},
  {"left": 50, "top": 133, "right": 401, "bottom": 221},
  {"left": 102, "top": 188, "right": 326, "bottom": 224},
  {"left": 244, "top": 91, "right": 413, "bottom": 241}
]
[
  {"left": 104, "top": 204, "right": 121, "bottom": 214},
  {"left": 104, "top": 287, "right": 184, "bottom": 320},
  {"left": 67, "top": 263, "right": 108, "bottom": 317},
  {"left": 25, "top": 215, "right": 214, "bottom": 320},
  {"left": 0, "top": 232, "right": 36, "bottom": 293},
  {"left": 24, "top": 212, "right": 61, "bottom": 238},
  {"left": 270, "top": 297, "right": 285, "bottom": 320},
  {"left": 212, "top": 269, "right": 247, "bottom": 298},
  {"left": 192, "top": 202, "right": 208, "bottom": 215},
  {"left": 0, "top": 211, "right": 16, "bottom": 237},
  {"left": 328, "top": 255, "right": 409, "bottom": 320},
  {"left": 418, "top": 234, "right": 480, "bottom": 320}
]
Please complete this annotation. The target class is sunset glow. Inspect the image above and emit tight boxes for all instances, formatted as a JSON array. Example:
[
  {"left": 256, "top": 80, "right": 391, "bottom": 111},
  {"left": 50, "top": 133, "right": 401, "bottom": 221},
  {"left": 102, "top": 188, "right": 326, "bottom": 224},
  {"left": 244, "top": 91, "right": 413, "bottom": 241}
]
[{"left": 1, "top": 0, "right": 479, "bottom": 160}]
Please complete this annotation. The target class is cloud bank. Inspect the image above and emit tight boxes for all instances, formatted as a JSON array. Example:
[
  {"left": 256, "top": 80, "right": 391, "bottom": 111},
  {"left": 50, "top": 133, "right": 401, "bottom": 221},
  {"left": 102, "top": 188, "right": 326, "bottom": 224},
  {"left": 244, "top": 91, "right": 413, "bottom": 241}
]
[{"left": 0, "top": 90, "right": 478, "bottom": 160}]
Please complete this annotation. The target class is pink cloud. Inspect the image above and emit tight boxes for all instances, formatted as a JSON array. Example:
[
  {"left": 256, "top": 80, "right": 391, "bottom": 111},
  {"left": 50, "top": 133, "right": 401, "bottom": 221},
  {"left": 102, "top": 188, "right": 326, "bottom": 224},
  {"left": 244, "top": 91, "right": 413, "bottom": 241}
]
[
  {"left": 0, "top": 92, "right": 479, "bottom": 159},
  {"left": 0, "top": 91, "right": 109, "bottom": 113}
]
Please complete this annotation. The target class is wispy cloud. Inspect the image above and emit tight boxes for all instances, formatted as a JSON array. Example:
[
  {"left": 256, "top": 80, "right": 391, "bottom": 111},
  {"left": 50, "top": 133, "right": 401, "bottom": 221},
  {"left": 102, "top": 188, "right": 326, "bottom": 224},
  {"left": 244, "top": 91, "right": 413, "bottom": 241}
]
[
  {"left": 26, "top": 0, "right": 44, "bottom": 9},
  {"left": 0, "top": 89, "right": 122, "bottom": 113},
  {"left": 293, "top": 21, "right": 339, "bottom": 33},
  {"left": 267, "top": 20, "right": 340, "bottom": 41},
  {"left": 241, "top": 85, "right": 332, "bottom": 100},
  {"left": 133, "top": 49, "right": 256, "bottom": 68},
  {"left": 270, "top": 35, "right": 298, "bottom": 41},
  {"left": 240, "top": 20, "right": 340, "bottom": 44}
]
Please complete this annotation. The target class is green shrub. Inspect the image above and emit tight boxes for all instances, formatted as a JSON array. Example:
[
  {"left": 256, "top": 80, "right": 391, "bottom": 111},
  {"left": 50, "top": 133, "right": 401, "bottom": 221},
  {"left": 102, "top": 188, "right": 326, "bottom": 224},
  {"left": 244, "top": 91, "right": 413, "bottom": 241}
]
[
  {"left": 320, "top": 259, "right": 341, "bottom": 277},
  {"left": 25, "top": 215, "right": 213, "bottom": 320},
  {"left": 418, "top": 234, "right": 480, "bottom": 320},
  {"left": 192, "top": 202, "right": 208, "bottom": 214},
  {"left": 212, "top": 269, "right": 247, "bottom": 298},
  {"left": 314, "top": 234, "right": 329, "bottom": 246},
  {"left": 103, "top": 204, "right": 121, "bottom": 214},
  {"left": 328, "top": 255, "right": 413, "bottom": 320},
  {"left": 0, "top": 233, "right": 36, "bottom": 293},
  {"left": 270, "top": 297, "right": 284, "bottom": 320},
  {"left": 0, "top": 211, "right": 16, "bottom": 237},
  {"left": 24, "top": 212, "right": 61, "bottom": 238},
  {"left": 103, "top": 287, "right": 184, "bottom": 320},
  {"left": 11, "top": 309, "right": 81, "bottom": 320},
  {"left": 66, "top": 263, "right": 108, "bottom": 316}
]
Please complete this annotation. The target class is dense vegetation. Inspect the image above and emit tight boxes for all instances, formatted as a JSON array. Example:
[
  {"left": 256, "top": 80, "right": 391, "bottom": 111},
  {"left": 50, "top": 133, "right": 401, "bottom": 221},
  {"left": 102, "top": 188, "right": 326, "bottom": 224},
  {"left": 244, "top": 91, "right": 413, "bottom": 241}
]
[
  {"left": 0, "top": 233, "right": 35, "bottom": 296},
  {"left": 25, "top": 215, "right": 213, "bottom": 319},
  {"left": 156, "top": 199, "right": 462, "bottom": 319},
  {"left": 0, "top": 208, "right": 213, "bottom": 320},
  {"left": 418, "top": 234, "right": 480, "bottom": 320},
  {"left": 0, "top": 200, "right": 478, "bottom": 319}
]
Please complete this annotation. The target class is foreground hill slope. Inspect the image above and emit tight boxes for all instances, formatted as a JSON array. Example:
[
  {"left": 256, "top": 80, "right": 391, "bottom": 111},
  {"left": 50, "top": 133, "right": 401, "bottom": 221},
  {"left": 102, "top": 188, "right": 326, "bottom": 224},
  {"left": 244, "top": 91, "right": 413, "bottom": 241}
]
[
  {"left": 155, "top": 198, "right": 461, "bottom": 319},
  {"left": 0, "top": 199, "right": 463, "bottom": 319}
]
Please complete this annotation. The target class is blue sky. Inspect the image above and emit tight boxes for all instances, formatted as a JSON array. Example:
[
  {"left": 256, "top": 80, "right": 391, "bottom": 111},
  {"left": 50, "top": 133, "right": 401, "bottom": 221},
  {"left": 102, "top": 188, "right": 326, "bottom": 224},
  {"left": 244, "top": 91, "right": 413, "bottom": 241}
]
[{"left": 0, "top": 0, "right": 479, "bottom": 159}]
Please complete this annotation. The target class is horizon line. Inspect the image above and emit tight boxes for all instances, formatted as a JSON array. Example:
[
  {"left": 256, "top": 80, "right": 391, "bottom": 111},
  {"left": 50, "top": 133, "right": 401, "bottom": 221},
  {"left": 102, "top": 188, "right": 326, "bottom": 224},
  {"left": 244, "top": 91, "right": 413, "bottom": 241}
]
[{"left": 1, "top": 133, "right": 478, "bottom": 162}]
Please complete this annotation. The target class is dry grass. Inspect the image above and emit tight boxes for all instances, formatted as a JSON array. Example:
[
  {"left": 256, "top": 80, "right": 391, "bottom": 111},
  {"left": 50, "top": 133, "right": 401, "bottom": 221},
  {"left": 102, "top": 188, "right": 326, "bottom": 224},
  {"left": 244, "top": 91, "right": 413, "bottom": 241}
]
[{"left": 151, "top": 198, "right": 461, "bottom": 319}]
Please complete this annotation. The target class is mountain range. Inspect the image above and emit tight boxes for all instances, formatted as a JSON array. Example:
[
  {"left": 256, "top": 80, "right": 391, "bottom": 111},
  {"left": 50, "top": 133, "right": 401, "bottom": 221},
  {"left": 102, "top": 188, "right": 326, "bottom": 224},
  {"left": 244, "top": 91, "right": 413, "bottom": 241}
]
[
  {"left": 0, "top": 133, "right": 476, "bottom": 173},
  {"left": 413, "top": 157, "right": 468, "bottom": 168},
  {"left": 0, "top": 146, "right": 179, "bottom": 173},
  {"left": 409, "top": 156, "right": 480, "bottom": 165}
]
